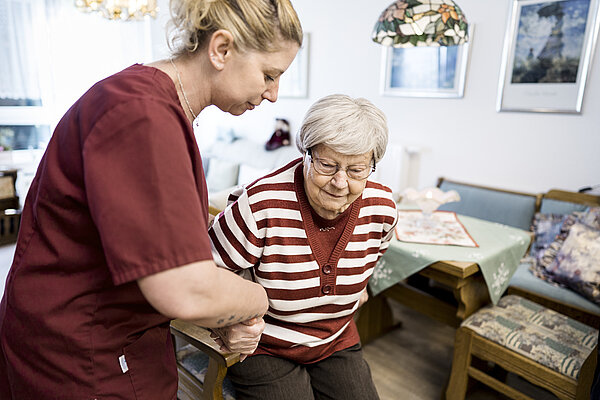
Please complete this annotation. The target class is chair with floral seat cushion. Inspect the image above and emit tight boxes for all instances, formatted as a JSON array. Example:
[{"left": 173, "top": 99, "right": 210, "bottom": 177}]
[
  {"left": 171, "top": 315, "right": 238, "bottom": 400},
  {"left": 446, "top": 295, "right": 598, "bottom": 400}
]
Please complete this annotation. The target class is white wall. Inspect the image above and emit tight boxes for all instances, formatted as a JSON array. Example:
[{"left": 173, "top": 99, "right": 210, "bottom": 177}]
[{"left": 152, "top": 0, "right": 600, "bottom": 194}]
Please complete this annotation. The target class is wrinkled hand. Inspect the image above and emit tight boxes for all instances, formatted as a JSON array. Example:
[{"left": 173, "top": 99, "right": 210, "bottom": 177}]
[
  {"left": 210, "top": 317, "right": 265, "bottom": 362},
  {"left": 358, "top": 289, "right": 369, "bottom": 308}
]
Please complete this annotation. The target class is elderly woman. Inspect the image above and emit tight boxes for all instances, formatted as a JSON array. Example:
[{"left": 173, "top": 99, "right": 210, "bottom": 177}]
[
  {"left": 209, "top": 94, "right": 398, "bottom": 400},
  {"left": 0, "top": 0, "right": 302, "bottom": 398}
]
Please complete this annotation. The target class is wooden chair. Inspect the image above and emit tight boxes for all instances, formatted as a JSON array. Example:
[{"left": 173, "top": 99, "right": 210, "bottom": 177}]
[
  {"left": 171, "top": 320, "right": 239, "bottom": 400},
  {"left": 507, "top": 189, "right": 600, "bottom": 327},
  {"left": 446, "top": 295, "right": 598, "bottom": 400}
]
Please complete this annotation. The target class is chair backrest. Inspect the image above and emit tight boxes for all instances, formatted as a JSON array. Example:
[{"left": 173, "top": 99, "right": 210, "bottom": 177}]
[
  {"left": 437, "top": 177, "right": 539, "bottom": 231},
  {"left": 539, "top": 189, "right": 600, "bottom": 214}
]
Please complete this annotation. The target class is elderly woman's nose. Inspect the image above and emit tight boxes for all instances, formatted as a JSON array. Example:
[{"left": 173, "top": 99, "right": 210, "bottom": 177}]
[{"left": 330, "top": 170, "right": 349, "bottom": 188}]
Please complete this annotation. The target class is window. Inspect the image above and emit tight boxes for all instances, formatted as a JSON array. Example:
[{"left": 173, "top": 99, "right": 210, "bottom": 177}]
[{"left": 0, "top": 0, "right": 162, "bottom": 202}]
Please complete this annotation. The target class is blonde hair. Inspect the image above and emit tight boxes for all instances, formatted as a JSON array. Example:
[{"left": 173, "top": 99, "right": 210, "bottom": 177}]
[
  {"left": 168, "top": 0, "right": 303, "bottom": 56},
  {"left": 296, "top": 94, "right": 389, "bottom": 164}
]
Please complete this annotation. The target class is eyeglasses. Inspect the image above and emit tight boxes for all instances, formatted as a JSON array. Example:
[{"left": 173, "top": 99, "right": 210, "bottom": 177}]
[{"left": 307, "top": 149, "right": 375, "bottom": 180}]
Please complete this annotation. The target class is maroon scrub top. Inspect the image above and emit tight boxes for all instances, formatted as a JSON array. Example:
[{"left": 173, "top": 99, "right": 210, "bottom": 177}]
[{"left": 0, "top": 65, "right": 213, "bottom": 399}]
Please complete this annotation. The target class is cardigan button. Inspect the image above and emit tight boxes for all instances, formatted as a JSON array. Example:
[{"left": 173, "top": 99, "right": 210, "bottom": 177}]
[
  {"left": 322, "top": 265, "right": 332, "bottom": 274},
  {"left": 322, "top": 285, "right": 332, "bottom": 294}
]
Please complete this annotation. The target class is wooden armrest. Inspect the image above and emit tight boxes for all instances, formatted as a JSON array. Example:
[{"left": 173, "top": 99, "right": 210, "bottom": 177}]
[{"left": 170, "top": 319, "right": 241, "bottom": 367}]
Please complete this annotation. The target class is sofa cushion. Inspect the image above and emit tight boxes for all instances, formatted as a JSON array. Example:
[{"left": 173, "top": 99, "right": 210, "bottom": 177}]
[
  {"left": 530, "top": 213, "right": 568, "bottom": 261},
  {"left": 540, "top": 198, "right": 590, "bottom": 215},
  {"left": 531, "top": 211, "right": 583, "bottom": 272},
  {"left": 206, "top": 158, "right": 240, "bottom": 192},
  {"left": 237, "top": 164, "right": 272, "bottom": 186},
  {"left": 437, "top": 181, "right": 537, "bottom": 231},
  {"left": 545, "top": 220, "right": 600, "bottom": 305},
  {"left": 510, "top": 263, "right": 600, "bottom": 315}
]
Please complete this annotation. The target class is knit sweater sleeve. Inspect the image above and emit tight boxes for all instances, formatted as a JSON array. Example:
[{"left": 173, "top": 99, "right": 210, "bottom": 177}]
[
  {"left": 208, "top": 187, "right": 264, "bottom": 271},
  {"left": 378, "top": 191, "right": 398, "bottom": 257}
]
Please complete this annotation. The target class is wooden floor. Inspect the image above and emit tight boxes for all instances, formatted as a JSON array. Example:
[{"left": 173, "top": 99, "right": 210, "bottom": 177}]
[{"left": 362, "top": 298, "right": 557, "bottom": 400}]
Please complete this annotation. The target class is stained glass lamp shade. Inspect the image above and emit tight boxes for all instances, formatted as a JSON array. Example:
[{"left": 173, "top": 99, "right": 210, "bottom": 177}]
[
  {"left": 75, "top": 0, "right": 158, "bottom": 21},
  {"left": 372, "top": 0, "right": 468, "bottom": 47}
]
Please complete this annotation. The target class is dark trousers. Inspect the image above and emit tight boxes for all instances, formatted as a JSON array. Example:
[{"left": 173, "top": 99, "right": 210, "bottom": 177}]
[{"left": 227, "top": 343, "right": 379, "bottom": 400}]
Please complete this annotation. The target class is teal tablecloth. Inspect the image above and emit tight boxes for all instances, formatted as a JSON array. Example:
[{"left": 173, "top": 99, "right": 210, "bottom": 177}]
[{"left": 369, "top": 214, "right": 531, "bottom": 305}]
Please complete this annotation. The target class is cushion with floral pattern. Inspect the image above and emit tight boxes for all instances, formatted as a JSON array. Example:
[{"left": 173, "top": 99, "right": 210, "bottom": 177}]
[
  {"left": 462, "top": 295, "right": 597, "bottom": 380},
  {"left": 529, "top": 213, "right": 568, "bottom": 260},
  {"left": 530, "top": 211, "right": 583, "bottom": 280},
  {"left": 545, "top": 218, "right": 600, "bottom": 304}
]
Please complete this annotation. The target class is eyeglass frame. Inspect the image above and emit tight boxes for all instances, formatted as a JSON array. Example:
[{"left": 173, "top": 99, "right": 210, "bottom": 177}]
[{"left": 306, "top": 148, "right": 376, "bottom": 181}]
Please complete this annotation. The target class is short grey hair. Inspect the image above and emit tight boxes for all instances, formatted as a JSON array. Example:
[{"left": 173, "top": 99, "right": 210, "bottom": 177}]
[{"left": 296, "top": 94, "right": 389, "bottom": 164}]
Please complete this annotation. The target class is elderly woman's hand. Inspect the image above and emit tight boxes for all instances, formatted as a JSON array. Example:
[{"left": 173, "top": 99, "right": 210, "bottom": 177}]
[{"left": 210, "top": 317, "right": 265, "bottom": 361}]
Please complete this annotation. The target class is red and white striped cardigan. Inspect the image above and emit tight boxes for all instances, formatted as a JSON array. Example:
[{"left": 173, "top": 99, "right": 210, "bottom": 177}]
[{"left": 208, "top": 158, "right": 397, "bottom": 363}]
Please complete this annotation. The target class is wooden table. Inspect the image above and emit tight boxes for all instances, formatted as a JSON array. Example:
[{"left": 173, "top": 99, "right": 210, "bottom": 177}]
[
  {"left": 357, "top": 213, "right": 532, "bottom": 345},
  {"left": 357, "top": 260, "right": 490, "bottom": 345}
]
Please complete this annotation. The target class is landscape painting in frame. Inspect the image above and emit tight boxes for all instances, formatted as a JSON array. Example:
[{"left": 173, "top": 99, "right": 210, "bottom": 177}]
[{"left": 497, "top": 0, "right": 600, "bottom": 112}]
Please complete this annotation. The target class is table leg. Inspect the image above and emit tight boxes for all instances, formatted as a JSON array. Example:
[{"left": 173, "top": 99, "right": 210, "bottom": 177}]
[
  {"left": 356, "top": 271, "right": 490, "bottom": 343},
  {"left": 383, "top": 271, "right": 490, "bottom": 328},
  {"left": 355, "top": 293, "right": 401, "bottom": 346},
  {"left": 453, "top": 274, "right": 490, "bottom": 321}
]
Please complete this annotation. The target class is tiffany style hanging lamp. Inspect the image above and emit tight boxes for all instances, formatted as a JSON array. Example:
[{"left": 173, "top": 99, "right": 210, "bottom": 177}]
[{"left": 372, "top": 0, "right": 469, "bottom": 47}]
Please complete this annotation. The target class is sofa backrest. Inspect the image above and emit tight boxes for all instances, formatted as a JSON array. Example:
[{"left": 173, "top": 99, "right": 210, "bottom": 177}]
[
  {"left": 436, "top": 177, "right": 539, "bottom": 231},
  {"left": 539, "top": 189, "right": 600, "bottom": 214}
]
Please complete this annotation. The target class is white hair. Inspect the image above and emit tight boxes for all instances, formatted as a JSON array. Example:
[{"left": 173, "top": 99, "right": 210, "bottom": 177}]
[{"left": 296, "top": 94, "right": 389, "bottom": 164}]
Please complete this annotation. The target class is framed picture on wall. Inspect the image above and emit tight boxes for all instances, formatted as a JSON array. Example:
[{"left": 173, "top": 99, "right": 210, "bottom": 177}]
[
  {"left": 380, "top": 27, "right": 473, "bottom": 98},
  {"left": 278, "top": 33, "right": 310, "bottom": 98},
  {"left": 497, "top": 0, "right": 600, "bottom": 113}
]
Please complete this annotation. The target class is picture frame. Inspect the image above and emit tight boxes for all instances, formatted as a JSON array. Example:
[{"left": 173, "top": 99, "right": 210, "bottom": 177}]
[
  {"left": 497, "top": 0, "right": 600, "bottom": 113},
  {"left": 380, "top": 26, "right": 473, "bottom": 98},
  {"left": 278, "top": 33, "right": 310, "bottom": 98}
]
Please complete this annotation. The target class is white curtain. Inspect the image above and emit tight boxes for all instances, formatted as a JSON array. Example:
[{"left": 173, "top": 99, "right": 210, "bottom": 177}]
[
  {"left": 0, "top": 0, "right": 45, "bottom": 103},
  {"left": 0, "top": 0, "right": 159, "bottom": 125}
]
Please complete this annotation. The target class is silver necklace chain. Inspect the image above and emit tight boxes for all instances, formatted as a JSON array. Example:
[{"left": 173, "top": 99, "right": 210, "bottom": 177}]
[{"left": 169, "top": 58, "right": 197, "bottom": 121}]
